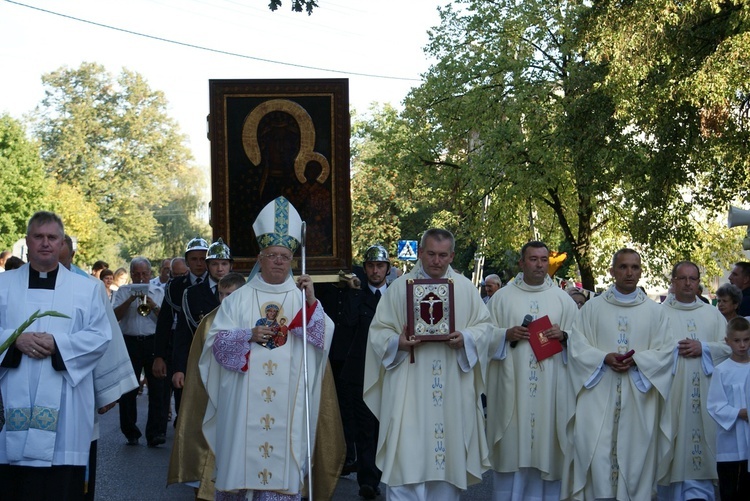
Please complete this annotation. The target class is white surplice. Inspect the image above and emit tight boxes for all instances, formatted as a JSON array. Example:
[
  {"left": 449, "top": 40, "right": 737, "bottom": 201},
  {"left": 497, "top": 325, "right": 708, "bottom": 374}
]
[
  {"left": 91, "top": 279, "right": 139, "bottom": 440},
  {"left": 0, "top": 264, "right": 111, "bottom": 466},
  {"left": 707, "top": 359, "right": 750, "bottom": 463}
]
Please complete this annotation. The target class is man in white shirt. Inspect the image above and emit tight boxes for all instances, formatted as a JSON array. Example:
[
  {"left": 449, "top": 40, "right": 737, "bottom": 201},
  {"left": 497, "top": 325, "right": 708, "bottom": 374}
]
[
  {"left": 0, "top": 250, "right": 10, "bottom": 272},
  {"left": 150, "top": 259, "right": 171, "bottom": 288},
  {"left": 113, "top": 257, "right": 166, "bottom": 447},
  {"left": 483, "top": 274, "right": 501, "bottom": 304}
]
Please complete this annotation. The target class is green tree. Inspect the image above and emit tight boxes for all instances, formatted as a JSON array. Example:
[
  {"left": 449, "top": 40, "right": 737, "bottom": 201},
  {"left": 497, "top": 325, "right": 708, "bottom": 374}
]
[
  {"left": 369, "top": 0, "right": 749, "bottom": 289},
  {"left": 47, "top": 183, "right": 119, "bottom": 267},
  {"left": 150, "top": 194, "right": 210, "bottom": 259},
  {"left": 30, "top": 62, "right": 208, "bottom": 259},
  {"left": 0, "top": 114, "right": 49, "bottom": 249},
  {"left": 581, "top": 0, "right": 750, "bottom": 213},
  {"left": 351, "top": 103, "right": 474, "bottom": 270},
  {"left": 582, "top": 0, "right": 750, "bottom": 120},
  {"left": 351, "top": 105, "right": 416, "bottom": 263}
]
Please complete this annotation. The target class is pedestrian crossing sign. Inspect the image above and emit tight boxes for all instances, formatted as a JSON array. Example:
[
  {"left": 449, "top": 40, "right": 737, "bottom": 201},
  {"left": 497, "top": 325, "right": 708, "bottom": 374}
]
[{"left": 397, "top": 240, "right": 418, "bottom": 261}]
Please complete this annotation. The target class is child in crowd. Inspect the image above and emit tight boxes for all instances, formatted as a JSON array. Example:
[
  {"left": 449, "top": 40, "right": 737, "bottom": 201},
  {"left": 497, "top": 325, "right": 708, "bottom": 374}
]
[{"left": 707, "top": 316, "right": 750, "bottom": 500}]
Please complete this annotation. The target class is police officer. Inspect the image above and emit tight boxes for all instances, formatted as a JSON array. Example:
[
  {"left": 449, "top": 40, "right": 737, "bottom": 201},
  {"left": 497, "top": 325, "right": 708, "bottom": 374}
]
[
  {"left": 171, "top": 238, "right": 233, "bottom": 406},
  {"left": 152, "top": 237, "right": 208, "bottom": 417},
  {"left": 341, "top": 244, "right": 390, "bottom": 499}
]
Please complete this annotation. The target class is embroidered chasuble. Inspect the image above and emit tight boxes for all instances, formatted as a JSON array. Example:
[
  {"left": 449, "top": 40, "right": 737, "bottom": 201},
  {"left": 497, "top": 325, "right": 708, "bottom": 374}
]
[
  {"left": 170, "top": 308, "right": 344, "bottom": 500},
  {"left": 657, "top": 295, "right": 729, "bottom": 496},
  {"left": 0, "top": 264, "right": 111, "bottom": 466},
  {"left": 485, "top": 274, "right": 578, "bottom": 485},
  {"left": 363, "top": 261, "right": 493, "bottom": 490},
  {"left": 199, "top": 274, "right": 334, "bottom": 496},
  {"left": 566, "top": 286, "right": 674, "bottom": 500}
]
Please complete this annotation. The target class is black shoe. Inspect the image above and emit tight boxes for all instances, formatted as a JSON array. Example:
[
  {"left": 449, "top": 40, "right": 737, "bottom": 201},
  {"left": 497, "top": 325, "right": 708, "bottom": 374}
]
[
  {"left": 147, "top": 434, "right": 166, "bottom": 447},
  {"left": 126, "top": 437, "right": 139, "bottom": 446},
  {"left": 358, "top": 485, "right": 377, "bottom": 500}
]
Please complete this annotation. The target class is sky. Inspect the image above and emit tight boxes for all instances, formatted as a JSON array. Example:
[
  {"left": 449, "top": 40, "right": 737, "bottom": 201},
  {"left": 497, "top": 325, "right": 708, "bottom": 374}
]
[{"left": 0, "top": 0, "right": 444, "bottom": 168}]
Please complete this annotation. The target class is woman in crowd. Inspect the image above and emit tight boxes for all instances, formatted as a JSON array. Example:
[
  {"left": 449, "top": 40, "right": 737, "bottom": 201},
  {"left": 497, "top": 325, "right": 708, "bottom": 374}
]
[
  {"left": 100, "top": 268, "right": 115, "bottom": 301},
  {"left": 716, "top": 283, "right": 743, "bottom": 322}
]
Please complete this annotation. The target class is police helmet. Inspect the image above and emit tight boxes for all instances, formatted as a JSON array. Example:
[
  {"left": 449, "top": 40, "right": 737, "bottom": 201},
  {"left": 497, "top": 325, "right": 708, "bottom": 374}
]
[
  {"left": 185, "top": 237, "right": 209, "bottom": 257},
  {"left": 206, "top": 238, "right": 232, "bottom": 261},
  {"left": 363, "top": 245, "right": 390, "bottom": 268}
]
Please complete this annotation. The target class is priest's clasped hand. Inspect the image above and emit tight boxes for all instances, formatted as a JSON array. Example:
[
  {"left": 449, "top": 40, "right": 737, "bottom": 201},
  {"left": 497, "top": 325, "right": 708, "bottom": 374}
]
[
  {"left": 677, "top": 337, "right": 702, "bottom": 358},
  {"left": 604, "top": 352, "right": 635, "bottom": 372},
  {"left": 16, "top": 331, "right": 56, "bottom": 359}
]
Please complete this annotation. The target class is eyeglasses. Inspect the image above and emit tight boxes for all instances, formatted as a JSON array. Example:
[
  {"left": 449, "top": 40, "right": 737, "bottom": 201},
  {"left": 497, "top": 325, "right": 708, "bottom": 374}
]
[{"left": 261, "top": 252, "right": 293, "bottom": 262}]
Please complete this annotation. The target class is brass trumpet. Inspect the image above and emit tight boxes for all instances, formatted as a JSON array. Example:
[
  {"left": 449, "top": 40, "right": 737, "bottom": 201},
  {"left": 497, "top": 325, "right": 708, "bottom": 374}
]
[{"left": 137, "top": 294, "right": 151, "bottom": 317}]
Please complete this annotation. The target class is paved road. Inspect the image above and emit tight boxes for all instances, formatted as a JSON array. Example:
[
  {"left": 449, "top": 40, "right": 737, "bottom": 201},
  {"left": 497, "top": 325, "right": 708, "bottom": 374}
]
[{"left": 94, "top": 389, "right": 492, "bottom": 500}]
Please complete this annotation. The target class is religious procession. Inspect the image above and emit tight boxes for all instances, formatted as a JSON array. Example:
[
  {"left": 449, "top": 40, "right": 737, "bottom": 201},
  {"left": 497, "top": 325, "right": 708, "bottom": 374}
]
[
  {"left": 1, "top": 195, "right": 750, "bottom": 501},
  {"left": 1, "top": 1, "right": 749, "bottom": 499}
]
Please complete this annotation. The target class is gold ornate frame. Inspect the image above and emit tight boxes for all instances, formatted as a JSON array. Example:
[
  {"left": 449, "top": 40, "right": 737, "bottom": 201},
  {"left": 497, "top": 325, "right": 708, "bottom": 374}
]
[
  {"left": 406, "top": 278, "right": 455, "bottom": 341},
  {"left": 208, "top": 79, "right": 351, "bottom": 275}
]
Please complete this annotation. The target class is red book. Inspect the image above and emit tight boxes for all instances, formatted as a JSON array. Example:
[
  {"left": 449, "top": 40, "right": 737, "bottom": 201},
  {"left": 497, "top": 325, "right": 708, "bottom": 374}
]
[{"left": 527, "top": 315, "right": 563, "bottom": 361}]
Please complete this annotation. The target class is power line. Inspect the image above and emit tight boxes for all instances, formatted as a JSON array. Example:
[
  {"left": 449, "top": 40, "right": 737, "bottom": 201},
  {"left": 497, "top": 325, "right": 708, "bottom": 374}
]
[{"left": 6, "top": 0, "right": 421, "bottom": 82}]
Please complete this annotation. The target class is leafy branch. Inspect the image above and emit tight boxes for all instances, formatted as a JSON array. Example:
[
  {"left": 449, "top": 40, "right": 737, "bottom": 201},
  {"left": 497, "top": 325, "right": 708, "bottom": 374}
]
[{"left": 0, "top": 310, "right": 71, "bottom": 356}]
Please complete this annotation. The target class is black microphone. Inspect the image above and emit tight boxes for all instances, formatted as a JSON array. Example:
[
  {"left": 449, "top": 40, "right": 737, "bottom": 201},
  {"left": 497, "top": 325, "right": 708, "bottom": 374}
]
[{"left": 510, "top": 314, "right": 534, "bottom": 348}]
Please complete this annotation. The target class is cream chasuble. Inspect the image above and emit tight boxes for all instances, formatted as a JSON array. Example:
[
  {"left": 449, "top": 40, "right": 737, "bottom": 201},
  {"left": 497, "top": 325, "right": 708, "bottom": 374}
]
[
  {"left": 199, "top": 274, "right": 333, "bottom": 495},
  {"left": 486, "top": 274, "right": 578, "bottom": 484},
  {"left": 363, "top": 261, "right": 493, "bottom": 491},
  {"left": 657, "top": 295, "right": 729, "bottom": 497},
  {"left": 567, "top": 286, "right": 674, "bottom": 501}
]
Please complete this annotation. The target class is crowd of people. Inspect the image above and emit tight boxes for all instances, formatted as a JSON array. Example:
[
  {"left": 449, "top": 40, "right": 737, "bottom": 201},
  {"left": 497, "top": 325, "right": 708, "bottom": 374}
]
[{"left": 2, "top": 205, "right": 750, "bottom": 501}]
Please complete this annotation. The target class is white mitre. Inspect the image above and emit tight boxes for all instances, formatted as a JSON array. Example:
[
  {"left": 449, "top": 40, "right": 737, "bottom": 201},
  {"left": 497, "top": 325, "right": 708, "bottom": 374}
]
[{"left": 253, "top": 196, "right": 303, "bottom": 253}]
